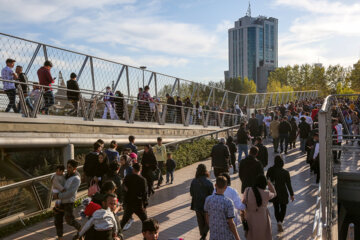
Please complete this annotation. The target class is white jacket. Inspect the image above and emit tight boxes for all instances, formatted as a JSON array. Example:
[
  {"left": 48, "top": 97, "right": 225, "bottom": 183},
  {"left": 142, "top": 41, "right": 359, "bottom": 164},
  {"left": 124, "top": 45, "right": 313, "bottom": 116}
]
[{"left": 79, "top": 208, "right": 117, "bottom": 237}]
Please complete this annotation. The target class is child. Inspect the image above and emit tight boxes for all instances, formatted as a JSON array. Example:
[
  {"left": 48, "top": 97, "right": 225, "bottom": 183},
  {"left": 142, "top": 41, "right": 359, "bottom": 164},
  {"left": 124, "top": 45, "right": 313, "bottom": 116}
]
[
  {"left": 142, "top": 218, "right": 160, "bottom": 240},
  {"left": 52, "top": 165, "right": 66, "bottom": 206},
  {"left": 165, "top": 153, "right": 176, "bottom": 184},
  {"left": 129, "top": 152, "right": 138, "bottom": 164}
]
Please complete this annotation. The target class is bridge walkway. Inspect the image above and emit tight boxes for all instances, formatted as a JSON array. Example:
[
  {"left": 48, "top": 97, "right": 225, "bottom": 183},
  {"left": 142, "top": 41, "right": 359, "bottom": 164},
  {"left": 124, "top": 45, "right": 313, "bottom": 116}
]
[{"left": 5, "top": 141, "right": 318, "bottom": 240}]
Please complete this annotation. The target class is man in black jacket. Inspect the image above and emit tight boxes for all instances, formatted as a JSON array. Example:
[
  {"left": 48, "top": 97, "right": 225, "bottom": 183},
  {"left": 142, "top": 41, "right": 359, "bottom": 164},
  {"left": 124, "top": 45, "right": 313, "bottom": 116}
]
[
  {"left": 211, "top": 138, "right": 230, "bottom": 177},
  {"left": 15, "top": 65, "right": 34, "bottom": 112},
  {"left": 255, "top": 136, "right": 268, "bottom": 168},
  {"left": 248, "top": 113, "right": 259, "bottom": 143},
  {"left": 84, "top": 142, "right": 102, "bottom": 186},
  {"left": 166, "top": 93, "right": 175, "bottom": 123},
  {"left": 66, "top": 72, "right": 80, "bottom": 116},
  {"left": 236, "top": 122, "right": 250, "bottom": 162},
  {"left": 298, "top": 117, "right": 310, "bottom": 154},
  {"left": 239, "top": 146, "right": 264, "bottom": 193},
  {"left": 278, "top": 117, "right": 292, "bottom": 154},
  {"left": 121, "top": 163, "right": 148, "bottom": 228}
]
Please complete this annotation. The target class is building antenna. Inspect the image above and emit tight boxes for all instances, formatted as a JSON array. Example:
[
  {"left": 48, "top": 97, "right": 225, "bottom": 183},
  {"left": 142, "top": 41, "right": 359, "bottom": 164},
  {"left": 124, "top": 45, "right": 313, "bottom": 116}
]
[{"left": 246, "top": 1, "right": 251, "bottom": 17}]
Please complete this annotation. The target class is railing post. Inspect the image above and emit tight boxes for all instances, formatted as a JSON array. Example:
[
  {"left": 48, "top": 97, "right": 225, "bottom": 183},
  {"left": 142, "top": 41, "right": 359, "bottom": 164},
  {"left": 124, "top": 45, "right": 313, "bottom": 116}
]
[
  {"left": 123, "top": 98, "right": 130, "bottom": 123},
  {"left": 89, "top": 57, "right": 96, "bottom": 94},
  {"left": 31, "top": 88, "right": 44, "bottom": 118},
  {"left": 63, "top": 144, "right": 74, "bottom": 168},
  {"left": 17, "top": 85, "right": 29, "bottom": 117},
  {"left": 129, "top": 101, "right": 137, "bottom": 123},
  {"left": 25, "top": 44, "right": 41, "bottom": 75}
]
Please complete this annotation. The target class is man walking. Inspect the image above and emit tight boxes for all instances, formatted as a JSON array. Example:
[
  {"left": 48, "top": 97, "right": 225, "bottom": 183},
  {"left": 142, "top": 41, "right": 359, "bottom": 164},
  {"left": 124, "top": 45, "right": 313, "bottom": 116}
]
[
  {"left": 211, "top": 138, "right": 230, "bottom": 177},
  {"left": 236, "top": 122, "right": 250, "bottom": 162},
  {"left": 298, "top": 117, "right": 311, "bottom": 154},
  {"left": 239, "top": 146, "right": 264, "bottom": 193},
  {"left": 121, "top": 163, "right": 148, "bottom": 228},
  {"left": 279, "top": 116, "right": 292, "bottom": 154},
  {"left": 37, "top": 60, "right": 55, "bottom": 114},
  {"left": 53, "top": 159, "right": 81, "bottom": 240},
  {"left": 153, "top": 137, "right": 167, "bottom": 188},
  {"left": 66, "top": 72, "right": 80, "bottom": 116},
  {"left": 204, "top": 176, "right": 241, "bottom": 240},
  {"left": 270, "top": 116, "right": 280, "bottom": 153},
  {"left": 256, "top": 110, "right": 265, "bottom": 138},
  {"left": 1, "top": 58, "right": 19, "bottom": 113},
  {"left": 248, "top": 113, "right": 259, "bottom": 143}
]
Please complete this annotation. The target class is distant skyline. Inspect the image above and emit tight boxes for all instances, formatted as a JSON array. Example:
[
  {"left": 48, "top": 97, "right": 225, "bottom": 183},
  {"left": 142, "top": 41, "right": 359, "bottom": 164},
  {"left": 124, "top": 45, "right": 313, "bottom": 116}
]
[{"left": 0, "top": 0, "right": 359, "bottom": 84}]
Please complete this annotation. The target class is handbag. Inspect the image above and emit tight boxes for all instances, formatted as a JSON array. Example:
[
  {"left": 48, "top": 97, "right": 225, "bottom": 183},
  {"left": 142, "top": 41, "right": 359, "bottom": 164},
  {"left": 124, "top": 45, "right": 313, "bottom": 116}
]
[
  {"left": 88, "top": 179, "right": 100, "bottom": 197},
  {"left": 241, "top": 188, "right": 250, "bottom": 231}
]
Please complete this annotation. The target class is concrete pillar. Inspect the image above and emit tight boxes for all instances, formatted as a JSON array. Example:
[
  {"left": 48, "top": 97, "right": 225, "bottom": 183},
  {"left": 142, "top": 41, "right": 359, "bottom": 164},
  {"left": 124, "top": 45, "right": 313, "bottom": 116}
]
[{"left": 63, "top": 144, "right": 74, "bottom": 167}]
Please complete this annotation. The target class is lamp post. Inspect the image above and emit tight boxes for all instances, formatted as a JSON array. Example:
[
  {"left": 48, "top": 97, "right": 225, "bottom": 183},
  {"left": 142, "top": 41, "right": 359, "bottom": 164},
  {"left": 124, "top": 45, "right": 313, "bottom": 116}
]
[{"left": 140, "top": 66, "right": 146, "bottom": 89}]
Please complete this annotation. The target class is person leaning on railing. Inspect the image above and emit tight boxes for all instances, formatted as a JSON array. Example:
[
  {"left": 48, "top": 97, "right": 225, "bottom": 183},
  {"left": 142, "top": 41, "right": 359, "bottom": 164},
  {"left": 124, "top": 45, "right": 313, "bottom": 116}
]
[
  {"left": 66, "top": 72, "right": 80, "bottom": 116},
  {"left": 37, "top": 60, "right": 55, "bottom": 115},
  {"left": 1, "top": 58, "right": 19, "bottom": 113}
]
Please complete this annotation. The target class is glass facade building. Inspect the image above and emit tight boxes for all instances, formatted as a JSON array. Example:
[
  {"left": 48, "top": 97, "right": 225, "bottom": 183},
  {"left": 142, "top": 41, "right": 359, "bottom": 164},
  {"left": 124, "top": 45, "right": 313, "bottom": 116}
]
[{"left": 227, "top": 15, "right": 278, "bottom": 92}]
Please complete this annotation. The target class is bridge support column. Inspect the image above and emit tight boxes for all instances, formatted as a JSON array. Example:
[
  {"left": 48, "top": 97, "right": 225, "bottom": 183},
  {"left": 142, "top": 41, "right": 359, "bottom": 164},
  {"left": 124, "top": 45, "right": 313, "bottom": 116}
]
[{"left": 63, "top": 144, "right": 74, "bottom": 167}]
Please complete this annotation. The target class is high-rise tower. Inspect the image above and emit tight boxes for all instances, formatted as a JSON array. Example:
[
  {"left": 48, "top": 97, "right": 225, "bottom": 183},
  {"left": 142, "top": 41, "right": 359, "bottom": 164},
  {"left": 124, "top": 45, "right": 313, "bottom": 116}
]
[{"left": 227, "top": 8, "right": 278, "bottom": 92}]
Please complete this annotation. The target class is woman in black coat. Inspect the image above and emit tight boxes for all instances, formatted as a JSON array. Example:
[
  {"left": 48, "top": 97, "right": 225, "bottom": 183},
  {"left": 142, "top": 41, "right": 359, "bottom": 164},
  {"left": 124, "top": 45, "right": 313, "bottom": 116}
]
[
  {"left": 141, "top": 144, "right": 157, "bottom": 196},
  {"left": 289, "top": 117, "right": 298, "bottom": 149},
  {"left": 266, "top": 155, "right": 294, "bottom": 232},
  {"left": 94, "top": 152, "right": 109, "bottom": 188}
]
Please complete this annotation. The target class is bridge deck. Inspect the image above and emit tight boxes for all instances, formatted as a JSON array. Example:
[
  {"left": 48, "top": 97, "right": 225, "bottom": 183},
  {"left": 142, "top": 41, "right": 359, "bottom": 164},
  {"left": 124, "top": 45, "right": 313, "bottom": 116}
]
[
  {"left": 4, "top": 141, "right": 318, "bottom": 240},
  {"left": 334, "top": 144, "right": 360, "bottom": 174}
]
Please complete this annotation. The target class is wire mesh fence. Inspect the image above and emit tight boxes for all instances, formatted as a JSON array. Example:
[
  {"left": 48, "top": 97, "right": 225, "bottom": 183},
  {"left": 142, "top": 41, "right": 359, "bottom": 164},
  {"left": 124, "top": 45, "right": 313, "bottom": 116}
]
[{"left": 0, "top": 32, "right": 318, "bottom": 115}]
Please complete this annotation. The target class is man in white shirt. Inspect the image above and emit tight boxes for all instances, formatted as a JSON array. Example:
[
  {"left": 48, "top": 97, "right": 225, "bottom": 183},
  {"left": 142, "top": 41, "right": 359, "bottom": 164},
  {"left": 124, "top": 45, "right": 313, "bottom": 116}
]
[
  {"left": 263, "top": 113, "right": 272, "bottom": 138},
  {"left": 153, "top": 137, "right": 167, "bottom": 188}
]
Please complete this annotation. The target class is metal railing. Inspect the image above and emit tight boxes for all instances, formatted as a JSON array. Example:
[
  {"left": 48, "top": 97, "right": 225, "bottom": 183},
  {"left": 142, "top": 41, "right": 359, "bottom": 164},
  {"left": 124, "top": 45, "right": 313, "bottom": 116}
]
[
  {"left": 312, "top": 94, "right": 360, "bottom": 240},
  {"left": 0, "top": 125, "right": 238, "bottom": 225},
  {"left": 0, "top": 32, "right": 318, "bottom": 111},
  {"left": 0, "top": 78, "right": 245, "bottom": 128}
]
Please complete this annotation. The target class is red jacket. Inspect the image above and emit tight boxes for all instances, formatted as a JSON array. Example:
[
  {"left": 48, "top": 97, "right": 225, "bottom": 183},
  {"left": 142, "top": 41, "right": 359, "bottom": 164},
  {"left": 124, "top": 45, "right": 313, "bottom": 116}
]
[{"left": 37, "top": 67, "right": 54, "bottom": 91}]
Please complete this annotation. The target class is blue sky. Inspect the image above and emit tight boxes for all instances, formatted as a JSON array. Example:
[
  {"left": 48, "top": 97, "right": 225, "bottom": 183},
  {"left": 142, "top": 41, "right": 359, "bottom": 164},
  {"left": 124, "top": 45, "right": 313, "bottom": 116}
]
[{"left": 0, "top": 0, "right": 360, "bottom": 84}]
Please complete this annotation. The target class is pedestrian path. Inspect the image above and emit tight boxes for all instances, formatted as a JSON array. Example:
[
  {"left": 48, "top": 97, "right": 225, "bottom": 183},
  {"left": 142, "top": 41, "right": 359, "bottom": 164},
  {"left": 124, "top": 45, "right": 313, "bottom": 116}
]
[{"left": 5, "top": 141, "right": 317, "bottom": 240}]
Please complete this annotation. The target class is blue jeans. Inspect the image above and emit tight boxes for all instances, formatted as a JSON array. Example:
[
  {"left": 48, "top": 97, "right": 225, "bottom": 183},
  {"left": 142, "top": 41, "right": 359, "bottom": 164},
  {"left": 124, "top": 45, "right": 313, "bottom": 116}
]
[
  {"left": 237, "top": 144, "right": 248, "bottom": 162},
  {"left": 166, "top": 171, "right": 174, "bottom": 183},
  {"left": 300, "top": 138, "right": 307, "bottom": 153},
  {"left": 41, "top": 90, "right": 54, "bottom": 114}
]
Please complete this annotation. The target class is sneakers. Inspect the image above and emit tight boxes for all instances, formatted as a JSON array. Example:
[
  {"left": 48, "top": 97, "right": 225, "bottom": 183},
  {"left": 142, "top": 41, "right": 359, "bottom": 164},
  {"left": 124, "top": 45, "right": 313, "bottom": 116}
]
[
  {"left": 123, "top": 218, "right": 134, "bottom": 231},
  {"left": 277, "top": 222, "right": 284, "bottom": 232}
]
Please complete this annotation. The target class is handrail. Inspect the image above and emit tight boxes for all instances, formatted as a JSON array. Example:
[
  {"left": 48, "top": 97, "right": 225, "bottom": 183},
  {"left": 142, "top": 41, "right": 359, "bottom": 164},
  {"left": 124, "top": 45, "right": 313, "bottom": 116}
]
[
  {"left": 0, "top": 78, "right": 244, "bottom": 121},
  {"left": 0, "top": 125, "right": 238, "bottom": 193}
]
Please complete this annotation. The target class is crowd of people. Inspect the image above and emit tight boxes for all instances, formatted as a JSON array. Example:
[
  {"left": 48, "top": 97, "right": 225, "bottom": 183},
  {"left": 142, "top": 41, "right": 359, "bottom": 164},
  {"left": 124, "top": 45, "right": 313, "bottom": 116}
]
[{"left": 51, "top": 135, "right": 177, "bottom": 240}]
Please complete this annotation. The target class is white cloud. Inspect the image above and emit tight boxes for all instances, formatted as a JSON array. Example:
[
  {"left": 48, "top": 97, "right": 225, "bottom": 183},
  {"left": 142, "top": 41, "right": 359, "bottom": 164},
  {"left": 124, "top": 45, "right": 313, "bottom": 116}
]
[{"left": 275, "top": 0, "right": 360, "bottom": 67}]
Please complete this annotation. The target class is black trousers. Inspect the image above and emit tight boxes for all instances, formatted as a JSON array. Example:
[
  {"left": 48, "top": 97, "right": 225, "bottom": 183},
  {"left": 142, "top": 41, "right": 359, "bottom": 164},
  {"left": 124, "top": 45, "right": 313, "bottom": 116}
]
[
  {"left": 273, "top": 202, "right": 287, "bottom": 223},
  {"left": 5, "top": 89, "right": 18, "bottom": 113},
  {"left": 196, "top": 211, "right": 209, "bottom": 238},
  {"left": 142, "top": 169, "right": 154, "bottom": 196},
  {"left": 54, "top": 203, "right": 81, "bottom": 237},
  {"left": 279, "top": 133, "right": 289, "bottom": 153},
  {"left": 214, "top": 167, "right": 228, "bottom": 178},
  {"left": 332, "top": 142, "right": 342, "bottom": 161},
  {"left": 68, "top": 99, "right": 78, "bottom": 115},
  {"left": 120, "top": 204, "right": 148, "bottom": 228}
]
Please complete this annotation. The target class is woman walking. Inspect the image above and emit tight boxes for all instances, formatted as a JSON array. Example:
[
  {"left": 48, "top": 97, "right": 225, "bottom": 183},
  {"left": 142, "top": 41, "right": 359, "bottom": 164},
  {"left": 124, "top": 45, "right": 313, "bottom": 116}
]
[
  {"left": 190, "top": 164, "right": 214, "bottom": 240},
  {"left": 289, "top": 117, "right": 298, "bottom": 149},
  {"left": 243, "top": 175, "right": 276, "bottom": 240},
  {"left": 141, "top": 144, "right": 157, "bottom": 197},
  {"left": 266, "top": 155, "right": 295, "bottom": 232}
]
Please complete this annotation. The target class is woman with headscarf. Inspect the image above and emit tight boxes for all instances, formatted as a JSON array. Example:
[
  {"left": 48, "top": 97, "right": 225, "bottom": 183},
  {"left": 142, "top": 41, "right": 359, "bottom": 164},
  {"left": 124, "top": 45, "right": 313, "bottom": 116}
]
[
  {"left": 190, "top": 164, "right": 214, "bottom": 240},
  {"left": 242, "top": 175, "right": 276, "bottom": 240},
  {"left": 141, "top": 144, "right": 157, "bottom": 197},
  {"left": 266, "top": 155, "right": 294, "bottom": 232},
  {"left": 289, "top": 117, "right": 298, "bottom": 149}
]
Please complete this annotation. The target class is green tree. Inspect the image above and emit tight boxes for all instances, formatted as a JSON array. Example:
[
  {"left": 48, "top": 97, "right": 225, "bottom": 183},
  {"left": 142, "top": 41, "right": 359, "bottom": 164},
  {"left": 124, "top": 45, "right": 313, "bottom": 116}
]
[{"left": 350, "top": 60, "right": 360, "bottom": 91}]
